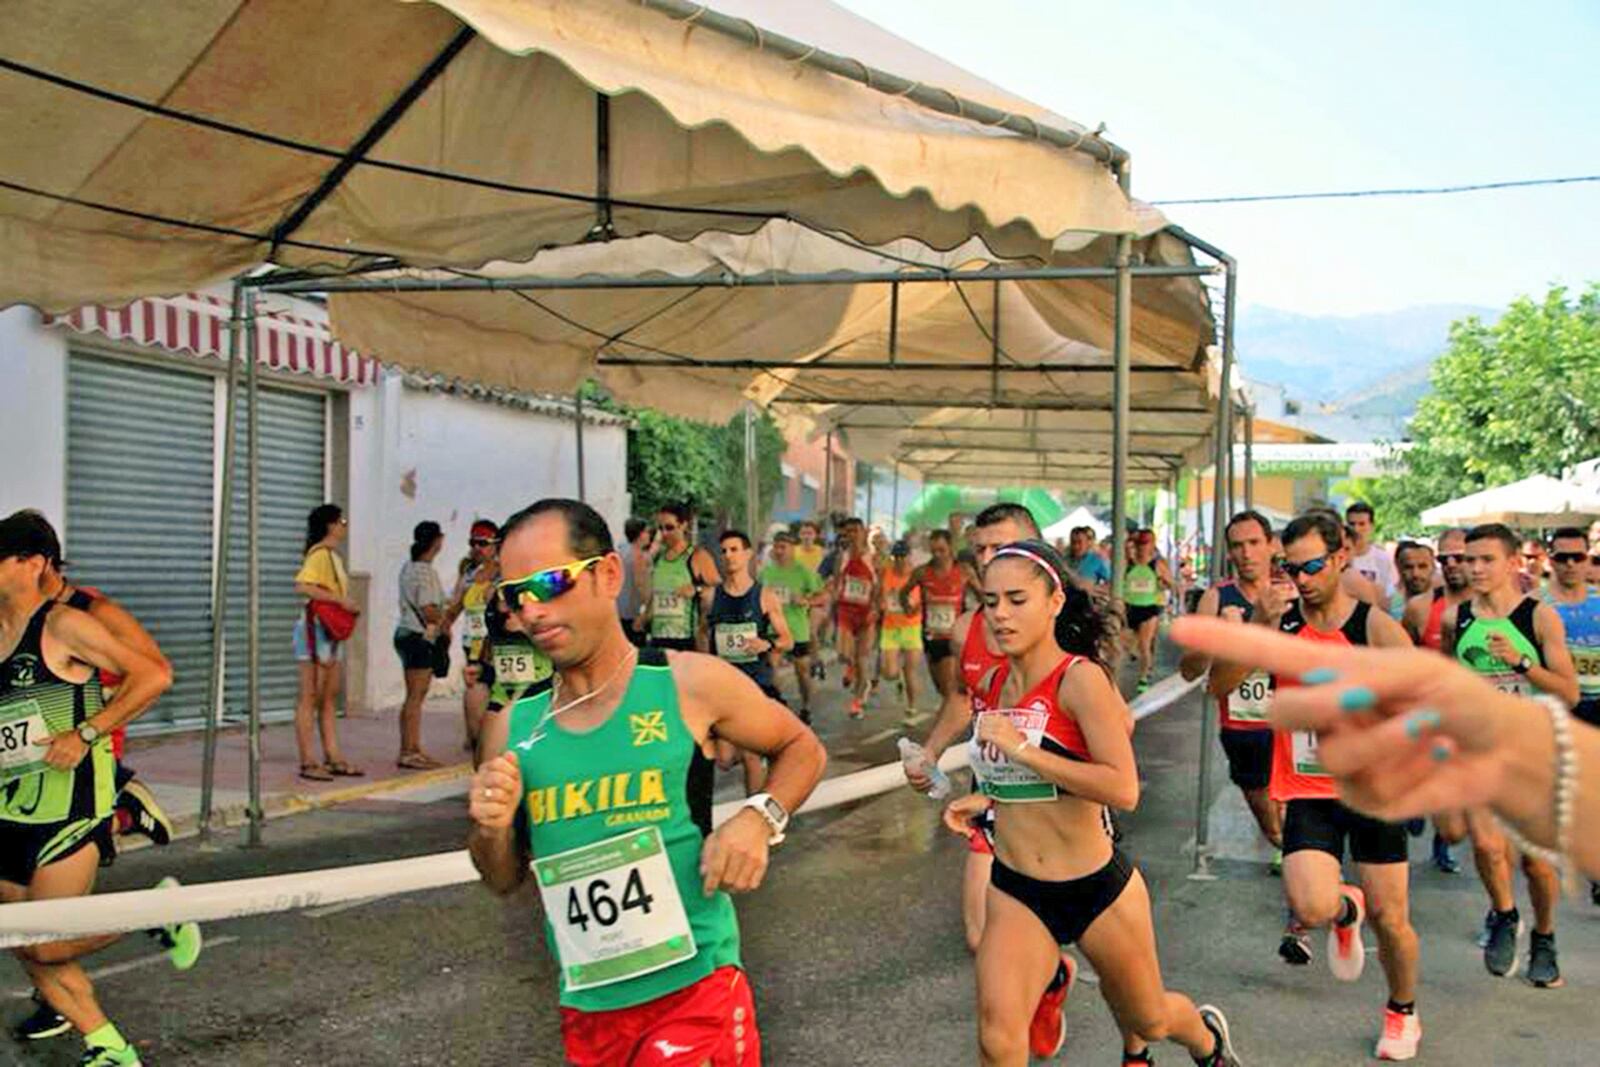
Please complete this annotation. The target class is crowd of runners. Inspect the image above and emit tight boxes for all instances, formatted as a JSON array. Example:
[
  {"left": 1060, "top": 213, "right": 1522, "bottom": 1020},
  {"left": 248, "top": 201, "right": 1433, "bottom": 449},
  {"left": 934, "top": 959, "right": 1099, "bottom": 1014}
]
[{"left": 2, "top": 490, "right": 1598, "bottom": 1065}]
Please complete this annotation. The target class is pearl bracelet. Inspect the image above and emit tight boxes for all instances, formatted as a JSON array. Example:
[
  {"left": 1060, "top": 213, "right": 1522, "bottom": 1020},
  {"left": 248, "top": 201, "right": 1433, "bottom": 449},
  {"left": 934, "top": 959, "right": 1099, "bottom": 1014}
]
[{"left": 1494, "top": 694, "right": 1580, "bottom": 894}]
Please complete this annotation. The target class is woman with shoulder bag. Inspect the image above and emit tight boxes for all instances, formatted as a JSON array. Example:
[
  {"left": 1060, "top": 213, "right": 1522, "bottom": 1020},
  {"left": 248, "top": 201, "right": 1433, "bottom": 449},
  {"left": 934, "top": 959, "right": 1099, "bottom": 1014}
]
[
  {"left": 293, "top": 504, "right": 364, "bottom": 781},
  {"left": 394, "top": 521, "right": 447, "bottom": 770}
]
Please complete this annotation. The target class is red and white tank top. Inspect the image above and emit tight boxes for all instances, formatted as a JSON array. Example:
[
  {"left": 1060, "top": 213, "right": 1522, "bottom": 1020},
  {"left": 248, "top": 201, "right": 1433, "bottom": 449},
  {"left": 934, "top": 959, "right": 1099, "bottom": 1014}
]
[
  {"left": 1269, "top": 602, "right": 1371, "bottom": 803},
  {"left": 838, "top": 554, "right": 875, "bottom": 608},
  {"left": 920, "top": 565, "right": 966, "bottom": 639},
  {"left": 967, "top": 654, "right": 1091, "bottom": 803},
  {"left": 1421, "top": 589, "right": 1447, "bottom": 651},
  {"left": 960, "top": 613, "right": 1006, "bottom": 707}
]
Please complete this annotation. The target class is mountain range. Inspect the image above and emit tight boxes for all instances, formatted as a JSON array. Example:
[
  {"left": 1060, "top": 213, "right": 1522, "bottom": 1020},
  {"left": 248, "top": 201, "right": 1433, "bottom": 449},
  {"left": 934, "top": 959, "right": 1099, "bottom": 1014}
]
[{"left": 1234, "top": 303, "right": 1500, "bottom": 435}]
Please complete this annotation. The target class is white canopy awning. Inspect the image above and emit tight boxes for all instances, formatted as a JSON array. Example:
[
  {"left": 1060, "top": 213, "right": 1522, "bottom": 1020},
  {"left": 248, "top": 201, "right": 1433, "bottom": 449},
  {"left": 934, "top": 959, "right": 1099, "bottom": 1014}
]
[
  {"left": 1, "top": 0, "right": 1144, "bottom": 312},
  {"left": 323, "top": 218, "right": 1217, "bottom": 421},
  {"left": 1419, "top": 474, "right": 1600, "bottom": 528}
]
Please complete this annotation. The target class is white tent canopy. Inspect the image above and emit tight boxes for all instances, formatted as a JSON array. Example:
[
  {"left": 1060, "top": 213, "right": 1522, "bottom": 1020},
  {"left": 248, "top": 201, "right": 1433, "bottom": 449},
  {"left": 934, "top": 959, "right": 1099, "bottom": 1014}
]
[
  {"left": 2, "top": 0, "right": 1144, "bottom": 312},
  {"left": 1042, "top": 506, "right": 1110, "bottom": 543},
  {"left": 1419, "top": 474, "right": 1600, "bottom": 528},
  {"left": 323, "top": 218, "right": 1217, "bottom": 422}
]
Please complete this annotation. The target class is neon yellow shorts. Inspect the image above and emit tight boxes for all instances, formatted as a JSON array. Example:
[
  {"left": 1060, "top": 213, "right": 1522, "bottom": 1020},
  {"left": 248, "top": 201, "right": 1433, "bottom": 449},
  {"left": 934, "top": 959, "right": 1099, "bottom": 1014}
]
[{"left": 879, "top": 623, "right": 923, "bottom": 652}]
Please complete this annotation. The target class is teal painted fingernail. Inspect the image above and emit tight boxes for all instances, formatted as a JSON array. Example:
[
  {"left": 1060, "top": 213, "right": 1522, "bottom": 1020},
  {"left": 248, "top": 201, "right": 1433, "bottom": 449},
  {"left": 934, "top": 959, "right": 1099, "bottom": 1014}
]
[
  {"left": 1303, "top": 668, "right": 1339, "bottom": 685},
  {"left": 1431, "top": 742, "right": 1451, "bottom": 762},
  {"left": 1338, "top": 686, "right": 1376, "bottom": 712},
  {"left": 1404, "top": 709, "right": 1441, "bottom": 739}
]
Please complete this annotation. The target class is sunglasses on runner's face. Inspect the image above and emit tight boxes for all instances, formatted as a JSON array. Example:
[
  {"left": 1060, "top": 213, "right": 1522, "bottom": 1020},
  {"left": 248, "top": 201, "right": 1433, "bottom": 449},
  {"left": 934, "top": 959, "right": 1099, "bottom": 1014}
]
[
  {"left": 1281, "top": 556, "right": 1332, "bottom": 579},
  {"left": 470, "top": 538, "right": 494, "bottom": 548},
  {"left": 1437, "top": 553, "right": 1465, "bottom": 565},
  {"left": 1552, "top": 551, "right": 1588, "bottom": 564},
  {"left": 498, "top": 557, "right": 604, "bottom": 610}
]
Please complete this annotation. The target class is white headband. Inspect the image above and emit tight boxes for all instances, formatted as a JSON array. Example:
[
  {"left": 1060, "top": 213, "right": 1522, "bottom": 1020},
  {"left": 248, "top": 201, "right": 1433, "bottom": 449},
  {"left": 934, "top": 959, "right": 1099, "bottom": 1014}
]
[{"left": 990, "top": 546, "right": 1063, "bottom": 592}]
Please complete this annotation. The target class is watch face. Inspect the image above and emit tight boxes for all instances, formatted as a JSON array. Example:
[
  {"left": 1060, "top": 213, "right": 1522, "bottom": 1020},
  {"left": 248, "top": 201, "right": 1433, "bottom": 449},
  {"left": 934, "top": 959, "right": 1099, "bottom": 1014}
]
[{"left": 762, "top": 797, "right": 787, "bottom": 824}]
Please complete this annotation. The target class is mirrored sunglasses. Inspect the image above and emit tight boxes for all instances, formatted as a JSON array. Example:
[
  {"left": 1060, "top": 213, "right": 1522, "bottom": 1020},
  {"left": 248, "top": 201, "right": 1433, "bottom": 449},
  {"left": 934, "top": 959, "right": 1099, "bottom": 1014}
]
[
  {"left": 497, "top": 556, "right": 604, "bottom": 610},
  {"left": 1281, "top": 556, "right": 1332, "bottom": 579}
]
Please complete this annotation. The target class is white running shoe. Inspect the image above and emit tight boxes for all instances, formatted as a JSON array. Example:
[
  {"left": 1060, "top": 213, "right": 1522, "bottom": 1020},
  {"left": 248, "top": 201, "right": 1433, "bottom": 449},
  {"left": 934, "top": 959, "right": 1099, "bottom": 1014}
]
[
  {"left": 1327, "top": 884, "right": 1367, "bottom": 982},
  {"left": 1374, "top": 1007, "right": 1421, "bottom": 1061}
]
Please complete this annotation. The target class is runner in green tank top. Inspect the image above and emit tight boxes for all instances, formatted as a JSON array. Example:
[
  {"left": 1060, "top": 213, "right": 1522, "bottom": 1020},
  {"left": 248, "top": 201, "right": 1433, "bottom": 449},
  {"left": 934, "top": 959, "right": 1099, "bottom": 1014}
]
[
  {"left": 639, "top": 503, "right": 720, "bottom": 653},
  {"left": 0, "top": 510, "right": 198, "bottom": 1067},
  {"left": 1119, "top": 529, "right": 1172, "bottom": 694},
  {"left": 469, "top": 499, "right": 825, "bottom": 1066},
  {"left": 1442, "top": 523, "right": 1578, "bottom": 987}
]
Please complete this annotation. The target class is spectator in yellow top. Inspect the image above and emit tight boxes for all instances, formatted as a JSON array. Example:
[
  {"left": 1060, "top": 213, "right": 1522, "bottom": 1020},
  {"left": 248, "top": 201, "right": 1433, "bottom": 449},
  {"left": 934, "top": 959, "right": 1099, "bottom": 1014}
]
[{"left": 292, "top": 503, "right": 363, "bottom": 781}]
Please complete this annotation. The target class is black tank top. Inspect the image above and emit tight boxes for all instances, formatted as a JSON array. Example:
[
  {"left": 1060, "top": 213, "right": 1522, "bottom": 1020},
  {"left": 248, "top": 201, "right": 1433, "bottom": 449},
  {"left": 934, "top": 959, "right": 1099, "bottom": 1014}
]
[{"left": 707, "top": 583, "right": 773, "bottom": 687}]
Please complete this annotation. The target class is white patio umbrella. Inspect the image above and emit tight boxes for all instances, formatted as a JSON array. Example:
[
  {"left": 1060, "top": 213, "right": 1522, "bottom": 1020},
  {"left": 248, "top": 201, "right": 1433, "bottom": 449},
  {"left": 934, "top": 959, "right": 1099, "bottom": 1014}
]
[{"left": 1420, "top": 474, "right": 1600, "bottom": 528}]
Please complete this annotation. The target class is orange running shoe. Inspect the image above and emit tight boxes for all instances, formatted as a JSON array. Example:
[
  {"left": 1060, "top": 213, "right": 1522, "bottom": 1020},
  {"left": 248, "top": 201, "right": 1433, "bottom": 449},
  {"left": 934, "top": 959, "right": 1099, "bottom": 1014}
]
[{"left": 1028, "top": 952, "right": 1078, "bottom": 1058}]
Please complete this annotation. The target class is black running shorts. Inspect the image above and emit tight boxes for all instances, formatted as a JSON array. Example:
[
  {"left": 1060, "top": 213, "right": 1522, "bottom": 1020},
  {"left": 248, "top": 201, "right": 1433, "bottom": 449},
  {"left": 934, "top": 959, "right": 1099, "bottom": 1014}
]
[
  {"left": 923, "top": 637, "right": 954, "bottom": 664},
  {"left": 990, "top": 848, "right": 1135, "bottom": 946},
  {"left": 1219, "top": 728, "right": 1273, "bottom": 791},
  {"left": 1283, "top": 798, "right": 1408, "bottom": 865}
]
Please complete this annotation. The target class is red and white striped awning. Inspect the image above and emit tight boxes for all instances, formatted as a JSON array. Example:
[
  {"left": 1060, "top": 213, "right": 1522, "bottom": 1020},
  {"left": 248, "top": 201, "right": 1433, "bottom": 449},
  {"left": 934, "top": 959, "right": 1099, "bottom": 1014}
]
[{"left": 45, "top": 292, "right": 380, "bottom": 386}]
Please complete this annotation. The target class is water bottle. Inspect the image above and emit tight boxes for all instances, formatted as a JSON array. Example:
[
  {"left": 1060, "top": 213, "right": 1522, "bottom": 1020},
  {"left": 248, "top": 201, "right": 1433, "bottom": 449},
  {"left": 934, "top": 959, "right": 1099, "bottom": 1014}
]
[{"left": 898, "top": 737, "right": 951, "bottom": 800}]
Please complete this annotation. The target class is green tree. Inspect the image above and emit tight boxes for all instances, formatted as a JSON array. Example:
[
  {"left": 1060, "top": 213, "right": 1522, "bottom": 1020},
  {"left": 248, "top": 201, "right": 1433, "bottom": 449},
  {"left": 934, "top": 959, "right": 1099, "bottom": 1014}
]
[
  {"left": 1356, "top": 285, "right": 1600, "bottom": 535},
  {"left": 600, "top": 383, "right": 785, "bottom": 533}
]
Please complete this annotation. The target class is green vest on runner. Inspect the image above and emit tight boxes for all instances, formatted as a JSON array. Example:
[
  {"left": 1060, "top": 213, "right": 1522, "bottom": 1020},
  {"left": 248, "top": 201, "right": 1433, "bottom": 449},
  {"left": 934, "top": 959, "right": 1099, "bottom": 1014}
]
[
  {"left": 508, "top": 649, "right": 740, "bottom": 1012},
  {"left": 760, "top": 560, "right": 821, "bottom": 644},
  {"left": 1455, "top": 598, "right": 1542, "bottom": 697},
  {"left": 0, "top": 604, "right": 114, "bottom": 825},
  {"left": 650, "top": 549, "right": 696, "bottom": 641},
  {"left": 1124, "top": 562, "right": 1160, "bottom": 607}
]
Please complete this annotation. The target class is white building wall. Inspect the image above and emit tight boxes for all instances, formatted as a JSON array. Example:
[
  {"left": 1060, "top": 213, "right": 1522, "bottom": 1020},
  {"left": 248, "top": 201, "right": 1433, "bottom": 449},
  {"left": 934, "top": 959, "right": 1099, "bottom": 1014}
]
[
  {"left": 0, "top": 308, "right": 68, "bottom": 523},
  {"left": 344, "top": 378, "right": 628, "bottom": 713},
  {"left": 0, "top": 303, "right": 632, "bottom": 723}
]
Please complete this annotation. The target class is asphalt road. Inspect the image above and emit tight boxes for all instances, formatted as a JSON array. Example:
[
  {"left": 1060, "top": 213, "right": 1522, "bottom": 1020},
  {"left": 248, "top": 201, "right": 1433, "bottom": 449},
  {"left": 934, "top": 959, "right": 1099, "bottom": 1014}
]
[{"left": 4, "top": 650, "right": 1598, "bottom": 1066}]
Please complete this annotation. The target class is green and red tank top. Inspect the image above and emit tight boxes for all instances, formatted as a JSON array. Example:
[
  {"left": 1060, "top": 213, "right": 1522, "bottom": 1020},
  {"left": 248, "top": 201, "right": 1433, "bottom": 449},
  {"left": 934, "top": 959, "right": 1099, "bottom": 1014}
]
[
  {"left": 1269, "top": 601, "right": 1371, "bottom": 803},
  {"left": 508, "top": 648, "right": 739, "bottom": 1013},
  {"left": 0, "top": 603, "right": 114, "bottom": 825}
]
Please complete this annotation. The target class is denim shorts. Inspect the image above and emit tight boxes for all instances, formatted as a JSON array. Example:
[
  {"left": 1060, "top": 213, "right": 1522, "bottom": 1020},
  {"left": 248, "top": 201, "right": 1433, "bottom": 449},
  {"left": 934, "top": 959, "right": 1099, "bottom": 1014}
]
[{"left": 293, "top": 616, "right": 344, "bottom": 663}]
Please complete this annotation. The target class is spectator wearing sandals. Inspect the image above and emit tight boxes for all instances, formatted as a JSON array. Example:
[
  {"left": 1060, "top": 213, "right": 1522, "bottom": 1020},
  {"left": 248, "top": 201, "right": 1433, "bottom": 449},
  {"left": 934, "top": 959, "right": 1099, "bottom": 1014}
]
[
  {"left": 395, "top": 520, "right": 447, "bottom": 770},
  {"left": 293, "top": 504, "right": 364, "bottom": 781}
]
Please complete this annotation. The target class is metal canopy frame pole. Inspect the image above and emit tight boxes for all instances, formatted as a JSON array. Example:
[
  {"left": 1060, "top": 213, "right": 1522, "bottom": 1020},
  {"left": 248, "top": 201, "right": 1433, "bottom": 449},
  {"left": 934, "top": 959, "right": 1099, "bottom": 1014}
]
[
  {"left": 890, "top": 462, "right": 900, "bottom": 538},
  {"left": 244, "top": 287, "right": 264, "bottom": 848},
  {"left": 743, "top": 402, "right": 757, "bottom": 534},
  {"left": 256, "top": 262, "right": 1218, "bottom": 296},
  {"left": 1189, "top": 246, "right": 1237, "bottom": 880},
  {"left": 1109, "top": 164, "right": 1134, "bottom": 606},
  {"left": 822, "top": 431, "right": 834, "bottom": 518},
  {"left": 198, "top": 281, "right": 245, "bottom": 846},
  {"left": 1244, "top": 405, "right": 1256, "bottom": 513},
  {"left": 574, "top": 388, "right": 587, "bottom": 502}
]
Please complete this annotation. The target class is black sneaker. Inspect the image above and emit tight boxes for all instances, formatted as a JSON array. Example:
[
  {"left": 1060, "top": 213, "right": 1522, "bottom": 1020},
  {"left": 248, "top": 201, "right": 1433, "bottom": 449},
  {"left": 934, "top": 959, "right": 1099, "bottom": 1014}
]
[
  {"left": 12, "top": 991, "right": 70, "bottom": 1041},
  {"left": 1430, "top": 832, "right": 1460, "bottom": 874},
  {"left": 1484, "top": 908, "right": 1523, "bottom": 978},
  {"left": 1197, "top": 1004, "right": 1242, "bottom": 1066},
  {"left": 117, "top": 778, "right": 173, "bottom": 846},
  {"left": 1527, "top": 931, "right": 1563, "bottom": 988},
  {"left": 1278, "top": 917, "right": 1312, "bottom": 966}
]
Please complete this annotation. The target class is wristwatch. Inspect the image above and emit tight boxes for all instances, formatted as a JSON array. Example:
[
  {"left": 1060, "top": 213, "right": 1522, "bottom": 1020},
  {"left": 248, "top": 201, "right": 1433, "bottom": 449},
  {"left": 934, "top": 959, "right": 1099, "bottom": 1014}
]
[
  {"left": 741, "top": 792, "right": 790, "bottom": 845},
  {"left": 76, "top": 722, "right": 101, "bottom": 744},
  {"left": 1513, "top": 655, "right": 1533, "bottom": 675}
]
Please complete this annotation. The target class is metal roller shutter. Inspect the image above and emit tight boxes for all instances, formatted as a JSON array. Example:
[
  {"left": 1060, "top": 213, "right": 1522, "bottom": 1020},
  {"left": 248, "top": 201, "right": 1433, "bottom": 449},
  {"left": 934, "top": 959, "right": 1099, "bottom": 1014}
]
[
  {"left": 224, "top": 385, "right": 327, "bottom": 723},
  {"left": 66, "top": 354, "right": 216, "bottom": 729}
]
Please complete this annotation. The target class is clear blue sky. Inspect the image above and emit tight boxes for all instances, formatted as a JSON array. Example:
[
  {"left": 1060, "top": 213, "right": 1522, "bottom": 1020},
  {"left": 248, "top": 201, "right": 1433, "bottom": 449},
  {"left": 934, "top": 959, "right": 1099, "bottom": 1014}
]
[{"left": 835, "top": 1, "right": 1600, "bottom": 317}]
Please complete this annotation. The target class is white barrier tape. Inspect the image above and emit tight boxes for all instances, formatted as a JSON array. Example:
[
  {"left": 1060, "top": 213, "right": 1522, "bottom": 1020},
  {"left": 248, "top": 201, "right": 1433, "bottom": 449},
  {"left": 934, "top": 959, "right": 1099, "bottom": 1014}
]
[{"left": 1, "top": 674, "right": 1193, "bottom": 947}]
